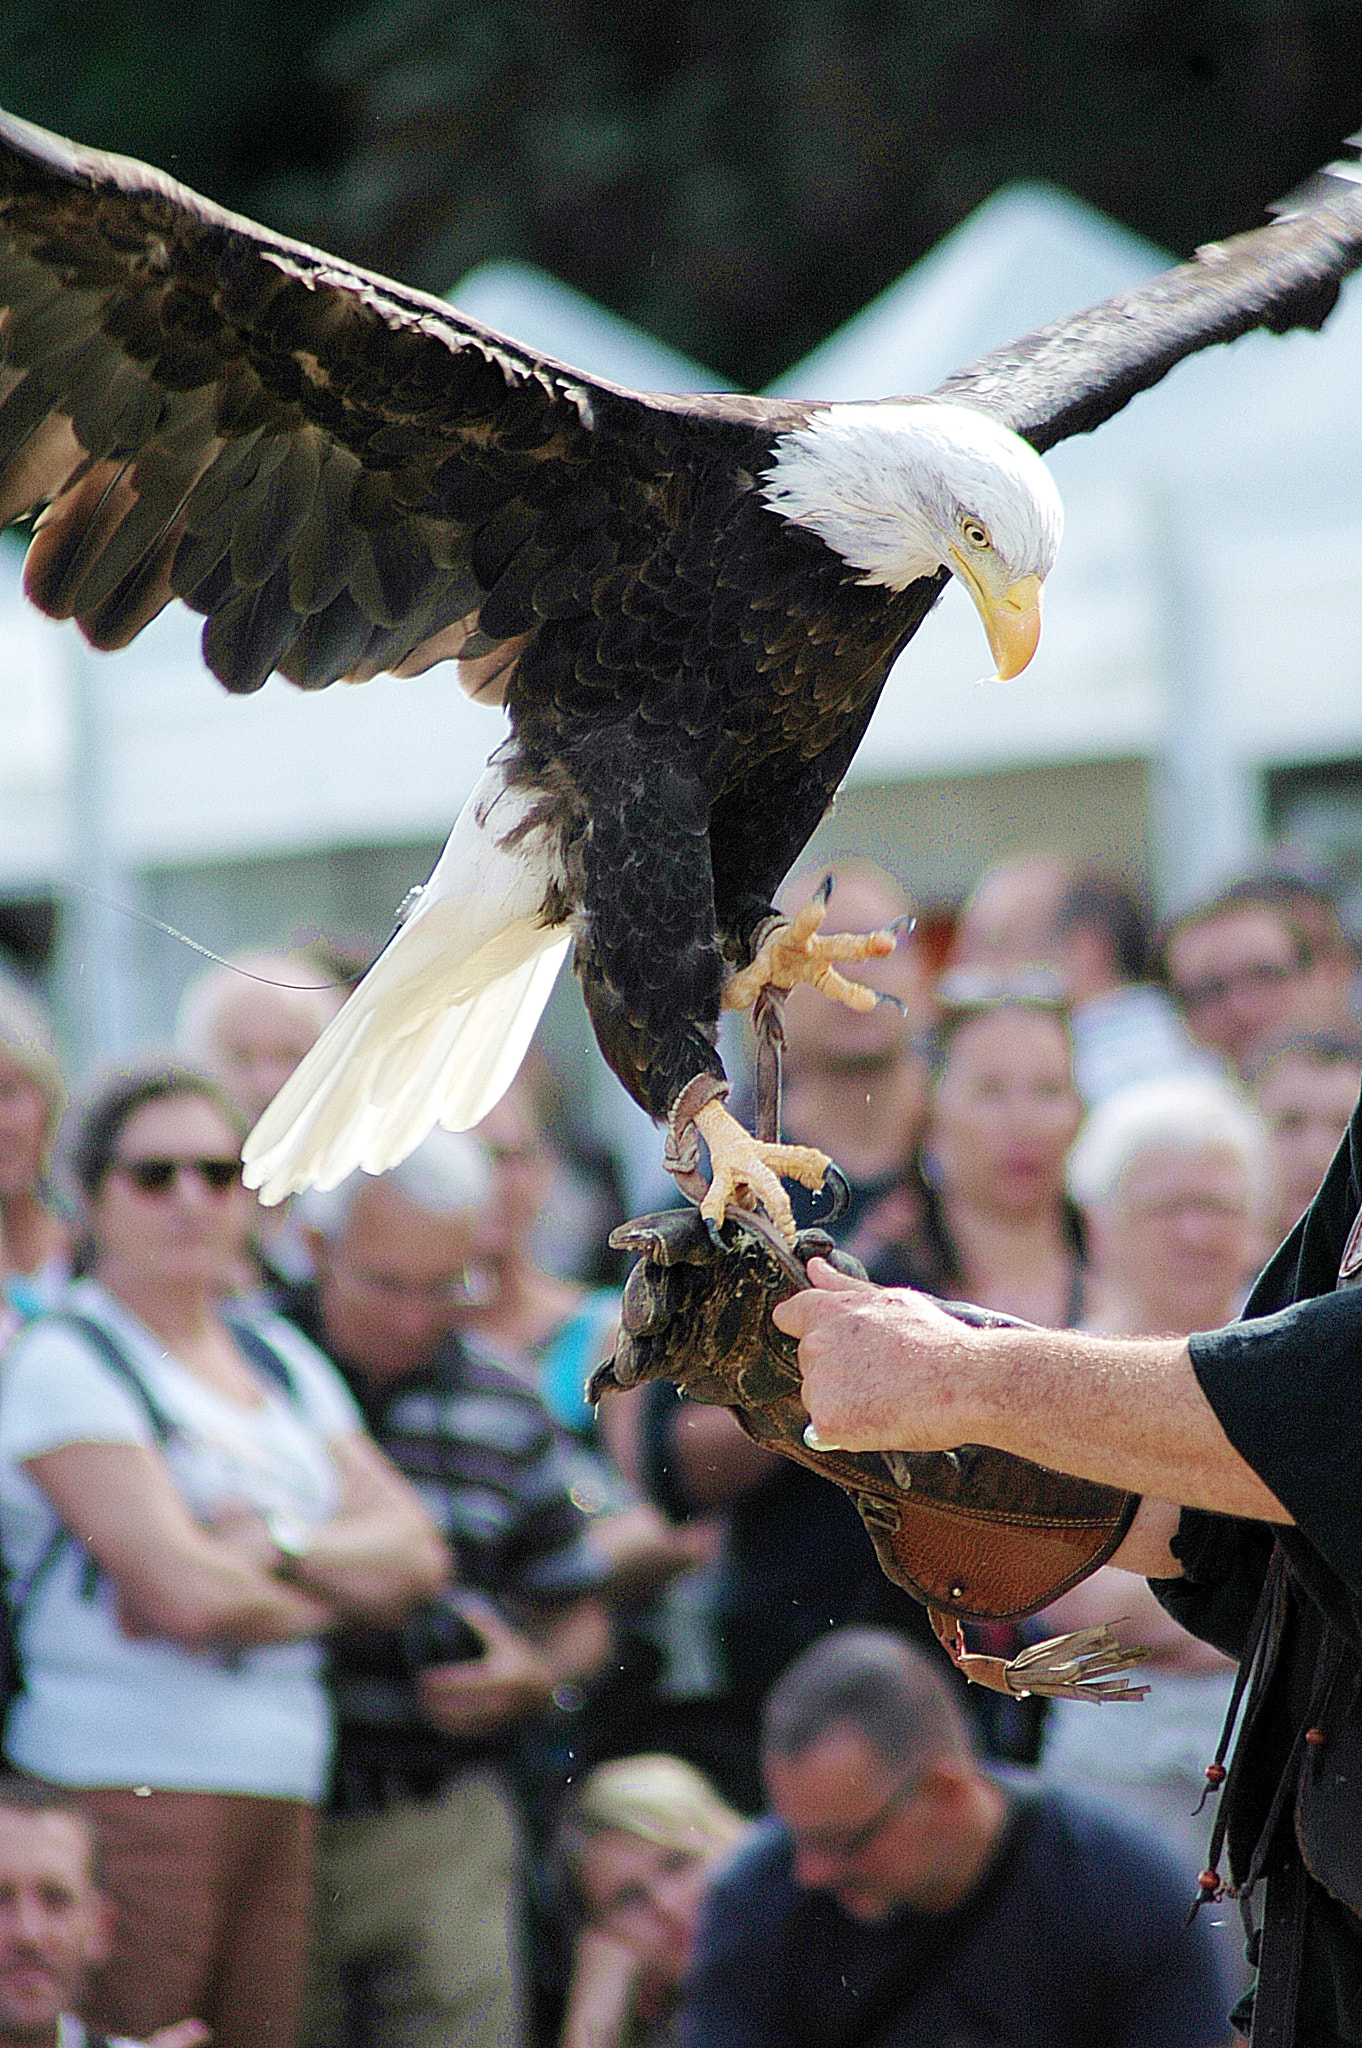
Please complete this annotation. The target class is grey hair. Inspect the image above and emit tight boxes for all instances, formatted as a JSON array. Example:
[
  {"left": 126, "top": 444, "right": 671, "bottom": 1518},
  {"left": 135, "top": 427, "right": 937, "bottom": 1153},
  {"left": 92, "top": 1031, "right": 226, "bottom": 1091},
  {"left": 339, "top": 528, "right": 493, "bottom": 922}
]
[
  {"left": 1068, "top": 1076, "right": 1274, "bottom": 1217},
  {"left": 295, "top": 1127, "right": 491, "bottom": 1238},
  {"left": 762, "top": 1628, "right": 973, "bottom": 1773},
  {"left": 173, "top": 952, "right": 338, "bottom": 1058}
]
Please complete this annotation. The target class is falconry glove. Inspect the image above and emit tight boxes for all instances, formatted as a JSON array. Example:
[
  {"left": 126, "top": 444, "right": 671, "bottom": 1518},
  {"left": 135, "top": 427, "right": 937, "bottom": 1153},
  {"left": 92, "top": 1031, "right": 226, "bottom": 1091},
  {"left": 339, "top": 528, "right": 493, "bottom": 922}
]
[{"left": 589, "top": 1208, "right": 1149, "bottom": 1703}]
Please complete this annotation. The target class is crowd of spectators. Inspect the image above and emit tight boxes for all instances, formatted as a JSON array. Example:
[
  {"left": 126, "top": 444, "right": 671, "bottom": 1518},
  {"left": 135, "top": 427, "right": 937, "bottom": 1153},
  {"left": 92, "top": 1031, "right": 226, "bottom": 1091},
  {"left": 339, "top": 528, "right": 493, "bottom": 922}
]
[{"left": 0, "top": 847, "right": 1359, "bottom": 2048}]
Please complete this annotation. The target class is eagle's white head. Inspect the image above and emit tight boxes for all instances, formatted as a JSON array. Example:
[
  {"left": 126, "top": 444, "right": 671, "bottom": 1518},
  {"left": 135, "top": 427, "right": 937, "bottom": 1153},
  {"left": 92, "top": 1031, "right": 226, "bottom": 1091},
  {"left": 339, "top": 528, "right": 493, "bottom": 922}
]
[{"left": 761, "top": 399, "right": 1063, "bottom": 679}]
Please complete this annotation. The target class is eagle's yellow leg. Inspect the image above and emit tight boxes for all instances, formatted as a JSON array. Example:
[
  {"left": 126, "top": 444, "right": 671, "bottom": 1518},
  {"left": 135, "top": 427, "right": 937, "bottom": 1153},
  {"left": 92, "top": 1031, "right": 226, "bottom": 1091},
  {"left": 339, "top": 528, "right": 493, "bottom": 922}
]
[
  {"left": 692, "top": 1096, "right": 830, "bottom": 1246},
  {"left": 722, "top": 893, "right": 897, "bottom": 1013}
]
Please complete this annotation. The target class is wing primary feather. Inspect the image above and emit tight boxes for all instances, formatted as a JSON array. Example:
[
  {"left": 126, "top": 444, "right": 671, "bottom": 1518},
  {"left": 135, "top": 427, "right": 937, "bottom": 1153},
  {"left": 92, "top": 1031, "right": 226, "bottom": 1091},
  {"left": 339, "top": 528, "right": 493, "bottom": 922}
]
[
  {"left": 275, "top": 587, "right": 374, "bottom": 690},
  {"left": 0, "top": 375, "right": 80, "bottom": 523},
  {"left": 201, "top": 560, "right": 299, "bottom": 693},
  {"left": 230, "top": 427, "right": 322, "bottom": 590}
]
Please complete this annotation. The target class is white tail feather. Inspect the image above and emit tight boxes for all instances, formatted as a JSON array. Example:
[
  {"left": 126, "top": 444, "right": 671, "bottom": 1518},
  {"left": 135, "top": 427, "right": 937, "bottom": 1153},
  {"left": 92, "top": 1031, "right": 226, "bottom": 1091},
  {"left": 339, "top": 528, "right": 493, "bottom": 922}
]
[{"left": 241, "top": 766, "right": 572, "bottom": 1203}]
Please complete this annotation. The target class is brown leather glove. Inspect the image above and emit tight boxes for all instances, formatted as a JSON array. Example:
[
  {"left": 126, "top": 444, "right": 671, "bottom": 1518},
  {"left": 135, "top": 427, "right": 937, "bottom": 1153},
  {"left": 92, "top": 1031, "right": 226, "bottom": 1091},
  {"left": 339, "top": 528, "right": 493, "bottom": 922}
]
[{"left": 590, "top": 1208, "right": 1139, "bottom": 1631}]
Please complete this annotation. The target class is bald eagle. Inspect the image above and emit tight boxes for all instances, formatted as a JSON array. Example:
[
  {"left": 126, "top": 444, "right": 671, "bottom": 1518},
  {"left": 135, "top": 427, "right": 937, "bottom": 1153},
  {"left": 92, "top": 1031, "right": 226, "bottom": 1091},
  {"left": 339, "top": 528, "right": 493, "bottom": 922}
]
[{"left": 2, "top": 110, "right": 1360, "bottom": 1235}]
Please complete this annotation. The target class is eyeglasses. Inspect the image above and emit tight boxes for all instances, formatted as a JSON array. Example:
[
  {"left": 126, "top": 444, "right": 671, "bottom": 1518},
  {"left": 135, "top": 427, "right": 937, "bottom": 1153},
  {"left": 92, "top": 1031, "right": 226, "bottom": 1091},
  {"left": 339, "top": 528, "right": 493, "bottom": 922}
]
[
  {"left": 110, "top": 1156, "right": 244, "bottom": 1196},
  {"left": 1172, "top": 958, "right": 1304, "bottom": 1015},
  {"left": 1123, "top": 1196, "right": 1249, "bottom": 1226},
  {"left": 786, "top": 1767, "right": 924, "bottom": 1863},
  {"left": 327, "top": 1247, "right": 482, "bottom": 1307}
]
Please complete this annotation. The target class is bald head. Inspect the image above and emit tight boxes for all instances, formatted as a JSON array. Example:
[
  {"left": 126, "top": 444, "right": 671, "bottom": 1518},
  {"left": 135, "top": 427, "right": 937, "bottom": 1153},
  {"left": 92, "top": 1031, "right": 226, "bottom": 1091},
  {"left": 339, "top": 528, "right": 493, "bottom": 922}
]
[
  {"left": 778, "top": 864, "right": 927, "bottom": 1074},
  {"left": 302, "top": 1131, "right": 489, "bottom": 1382},
  {"left": 951, "top": 856, "right": 1074, "bottom": 977},
  {"left": 176, "top": 952, "right": 341, "bottom": 1125}
]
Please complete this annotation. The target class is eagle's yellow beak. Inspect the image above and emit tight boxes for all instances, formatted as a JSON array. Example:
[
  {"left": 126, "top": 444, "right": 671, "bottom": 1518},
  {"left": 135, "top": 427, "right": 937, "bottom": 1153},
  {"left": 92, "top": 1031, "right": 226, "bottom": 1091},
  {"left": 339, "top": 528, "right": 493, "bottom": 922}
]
[{"left": 950, "top": 554, "right": 1045, "bottom": 681}]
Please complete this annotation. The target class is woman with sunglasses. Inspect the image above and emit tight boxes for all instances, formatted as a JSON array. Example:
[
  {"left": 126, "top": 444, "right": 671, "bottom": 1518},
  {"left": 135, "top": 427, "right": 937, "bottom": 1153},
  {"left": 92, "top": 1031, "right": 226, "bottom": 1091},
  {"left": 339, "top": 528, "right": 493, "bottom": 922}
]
[{"left": 0, "top": 1061, "right": 449, "bottom": 2048}]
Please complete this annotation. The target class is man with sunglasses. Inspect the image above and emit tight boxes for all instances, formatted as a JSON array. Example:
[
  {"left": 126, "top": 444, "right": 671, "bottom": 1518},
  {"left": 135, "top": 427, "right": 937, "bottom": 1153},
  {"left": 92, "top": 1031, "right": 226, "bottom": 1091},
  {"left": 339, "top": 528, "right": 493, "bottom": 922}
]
[{"left": 680, "top": 1630, "right": 1229, "bottom": 2048}]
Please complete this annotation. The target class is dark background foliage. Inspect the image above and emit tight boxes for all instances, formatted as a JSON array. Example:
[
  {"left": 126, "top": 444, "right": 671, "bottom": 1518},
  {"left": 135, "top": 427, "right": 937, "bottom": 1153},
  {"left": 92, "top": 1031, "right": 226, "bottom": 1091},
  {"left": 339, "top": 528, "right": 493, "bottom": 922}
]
[{"left": 5, "top": 1, "right": 1362, "bottom": 386}]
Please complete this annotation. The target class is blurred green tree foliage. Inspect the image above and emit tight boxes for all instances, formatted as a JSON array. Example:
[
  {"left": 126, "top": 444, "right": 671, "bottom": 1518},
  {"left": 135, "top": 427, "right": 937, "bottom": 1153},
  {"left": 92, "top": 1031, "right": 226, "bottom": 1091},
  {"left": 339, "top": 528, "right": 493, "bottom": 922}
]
[{"left": 5, "top": 0, "right": 1362, "bottom": 386}]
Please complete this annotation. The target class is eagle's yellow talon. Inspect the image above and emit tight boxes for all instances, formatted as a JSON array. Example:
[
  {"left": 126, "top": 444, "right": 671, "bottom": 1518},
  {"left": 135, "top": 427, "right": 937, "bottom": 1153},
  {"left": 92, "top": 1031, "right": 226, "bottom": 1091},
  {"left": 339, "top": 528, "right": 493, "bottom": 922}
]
[
  {"left": 722, "top": 895, "right": 899, "bottom": 1014},
  {"left": 693, "top": 1098, "right": 831, "bottom": 1246}
]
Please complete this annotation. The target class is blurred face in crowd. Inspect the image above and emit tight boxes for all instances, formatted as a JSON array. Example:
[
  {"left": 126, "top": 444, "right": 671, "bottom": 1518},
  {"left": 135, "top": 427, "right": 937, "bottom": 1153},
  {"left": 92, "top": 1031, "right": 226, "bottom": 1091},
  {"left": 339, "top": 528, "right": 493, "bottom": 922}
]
[
  {"left": 576, "top": 1830, "right": 718, "bottom": 1991},
  {"left": 0, "top": 1805, "right": 111, "bottom": 2041},
  {"left": 1254, "top": 1049, "right": 1362, "bottom": 1240},
  {"left": 1087, "top": 1141, "right": 1258, "bottom": 1337},
  {"left": 929, "top": 1006, "right": 1083, "bottom": 1220},
  {"left": 781, "top": 872, "right": 927, "bottom": 1075},
  {"left": 949, "top": 858, "right": 1070, "bottom": 975},
  {"left": 0, "top": 1053, "right": 50, "bottom": 1201},
  {"left": 91, "top": 1092, "right": 251, "bottom": 1298},
  {"left": 201, "top": 981, "right": 335, "bottom": 1127},
  {"left": 472, "top": 1087, "right": 556, "bottom": 1269},
  {"left": 764, "top": 1725, "right": 967, "bottom": 1922},
  {"left": 311, "top": 1178, "right": 478, "bottom": 1382},
  {"left": 1165, "top": 909, "right": 1320, "bottom": 1071}
]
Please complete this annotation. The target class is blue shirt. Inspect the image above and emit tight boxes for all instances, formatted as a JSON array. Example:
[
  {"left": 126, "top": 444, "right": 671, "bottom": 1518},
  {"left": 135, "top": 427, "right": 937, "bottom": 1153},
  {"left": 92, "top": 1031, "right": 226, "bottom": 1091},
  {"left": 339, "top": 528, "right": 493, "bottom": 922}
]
[{"left": 680, "top": 1782, "right": 1229, "bottom": 2048}]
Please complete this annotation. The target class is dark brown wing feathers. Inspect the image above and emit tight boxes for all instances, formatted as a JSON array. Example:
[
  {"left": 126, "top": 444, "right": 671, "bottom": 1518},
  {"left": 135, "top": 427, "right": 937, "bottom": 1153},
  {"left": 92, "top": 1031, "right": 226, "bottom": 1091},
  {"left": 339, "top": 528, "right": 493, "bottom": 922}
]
[
  {"left": 938, "top": 174, "right": 1362, "bottom": 451},
  {"left": 0, "top": 109, "right": 757, "bottom": 700}
]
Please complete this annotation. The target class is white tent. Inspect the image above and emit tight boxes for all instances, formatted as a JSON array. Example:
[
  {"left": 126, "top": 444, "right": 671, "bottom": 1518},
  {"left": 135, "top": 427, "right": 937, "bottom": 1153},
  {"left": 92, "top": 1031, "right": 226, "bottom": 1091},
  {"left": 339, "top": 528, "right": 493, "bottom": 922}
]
[{"left": 447, "top": 259, "right": 728, "bottom": 393}]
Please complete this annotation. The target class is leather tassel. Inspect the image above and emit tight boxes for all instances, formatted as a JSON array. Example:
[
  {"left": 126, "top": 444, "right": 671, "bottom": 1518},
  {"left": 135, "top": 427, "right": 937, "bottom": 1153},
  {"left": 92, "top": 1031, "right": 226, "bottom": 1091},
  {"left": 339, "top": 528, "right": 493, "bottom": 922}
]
[{"left": 930, "top": 1608, "right": 1152, "bottom": 1702}]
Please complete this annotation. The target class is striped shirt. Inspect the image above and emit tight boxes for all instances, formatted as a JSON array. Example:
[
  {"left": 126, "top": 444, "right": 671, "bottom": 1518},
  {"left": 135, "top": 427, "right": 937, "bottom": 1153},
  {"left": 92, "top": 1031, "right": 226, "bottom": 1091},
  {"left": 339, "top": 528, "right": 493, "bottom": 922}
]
[{"left": 277, "top": 1283, "right": 606, "bottom": 1804}]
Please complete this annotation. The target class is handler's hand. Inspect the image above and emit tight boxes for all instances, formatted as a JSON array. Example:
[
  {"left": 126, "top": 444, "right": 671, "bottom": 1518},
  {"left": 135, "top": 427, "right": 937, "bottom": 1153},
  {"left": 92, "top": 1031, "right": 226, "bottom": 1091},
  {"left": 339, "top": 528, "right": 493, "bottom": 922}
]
[{"left": 772, "top": 1259, "right": 983, "bottom": 1453}]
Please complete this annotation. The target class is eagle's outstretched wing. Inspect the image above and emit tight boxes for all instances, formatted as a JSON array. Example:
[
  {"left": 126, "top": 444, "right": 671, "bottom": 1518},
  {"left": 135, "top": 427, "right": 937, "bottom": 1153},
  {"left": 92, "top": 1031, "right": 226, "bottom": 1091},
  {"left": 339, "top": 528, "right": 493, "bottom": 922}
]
[
  {"left": 3, "top": 107, "right": 1362, "bottom": 706},
  {"left": 0, "top": 108, "right": 806, "bottom": 705},
  {"left": 937, "top": 147, "right": 1362, "bottom": 451}
]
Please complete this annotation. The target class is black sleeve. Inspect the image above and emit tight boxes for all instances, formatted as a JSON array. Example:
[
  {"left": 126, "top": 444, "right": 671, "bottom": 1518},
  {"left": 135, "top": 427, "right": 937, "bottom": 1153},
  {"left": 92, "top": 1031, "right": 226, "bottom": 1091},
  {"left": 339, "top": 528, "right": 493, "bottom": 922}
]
[
  {"left": 1149, "top": 1511, "right": 1276, "bottom": 1659},
  {"left": 1188, "top": 1286, "right": 1362, "bottom": 1597}
]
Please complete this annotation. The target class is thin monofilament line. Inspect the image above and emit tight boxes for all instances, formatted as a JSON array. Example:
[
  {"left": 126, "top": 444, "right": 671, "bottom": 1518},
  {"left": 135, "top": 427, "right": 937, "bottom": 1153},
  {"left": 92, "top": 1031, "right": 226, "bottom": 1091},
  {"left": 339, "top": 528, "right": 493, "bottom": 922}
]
[{"left": 66, "top": 880, "right": 352, "bottom": 990}]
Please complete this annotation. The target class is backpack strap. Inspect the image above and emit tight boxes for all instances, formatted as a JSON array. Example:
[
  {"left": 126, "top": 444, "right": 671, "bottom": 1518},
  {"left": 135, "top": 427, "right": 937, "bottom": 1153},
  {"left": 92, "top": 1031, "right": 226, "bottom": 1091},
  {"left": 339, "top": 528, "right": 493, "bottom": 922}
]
[
  {"left": 46, "top": 1313, "right": 178, "bottom": 1445},
  {"left": 53, "top": 1309, "right": 302, "bottom": 1421},
  {"left": 222, "top": 1316, "right": 301, "bottom": 1407}
]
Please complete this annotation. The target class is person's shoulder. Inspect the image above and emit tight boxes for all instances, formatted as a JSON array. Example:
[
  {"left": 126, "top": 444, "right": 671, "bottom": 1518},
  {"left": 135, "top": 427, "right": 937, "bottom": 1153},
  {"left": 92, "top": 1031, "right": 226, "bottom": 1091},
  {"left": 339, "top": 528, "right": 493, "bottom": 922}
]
[
  {"left": 235, "top": 1301, "right": 361, "bottom": 1414},
  {"left": 704, "top": 1818, "right": 796, "bottom": 1915},
  {"left": 1025, "top": 1778, "right": 1192, "bottom": 1895},
  {"left": 3, "top": 1280, "right": 129, "bottom": 1381}
]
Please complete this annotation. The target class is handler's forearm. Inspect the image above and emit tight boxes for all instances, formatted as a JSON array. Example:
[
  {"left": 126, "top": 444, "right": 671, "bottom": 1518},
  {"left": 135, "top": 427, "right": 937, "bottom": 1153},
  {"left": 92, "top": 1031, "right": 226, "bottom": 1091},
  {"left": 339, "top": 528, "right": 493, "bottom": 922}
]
[
  {"left": 900, "top": 1320, "right": 1289, "bottom": 1522},
  {"left": 963, "top": 1326, "right": 1288, "bottom": 1519},
  {"left": 784, "top": 1275, "right": 1292, "bottom": 1524}
]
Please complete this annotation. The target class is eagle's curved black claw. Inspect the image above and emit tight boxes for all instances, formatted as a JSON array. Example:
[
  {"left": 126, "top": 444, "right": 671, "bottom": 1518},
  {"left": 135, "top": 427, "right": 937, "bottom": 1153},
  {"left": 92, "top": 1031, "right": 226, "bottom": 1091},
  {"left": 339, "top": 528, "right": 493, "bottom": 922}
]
[{"left": 821, "top": 1160, "right": 851, "bottom": 1223}]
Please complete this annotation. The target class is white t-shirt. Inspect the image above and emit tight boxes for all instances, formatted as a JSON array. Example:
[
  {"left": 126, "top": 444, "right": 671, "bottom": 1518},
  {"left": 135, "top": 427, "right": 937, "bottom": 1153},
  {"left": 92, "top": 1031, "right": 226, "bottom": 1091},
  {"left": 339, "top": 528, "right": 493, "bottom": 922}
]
[{"left": 0, "top": 1280, "right": 361, "bottom": 1799}]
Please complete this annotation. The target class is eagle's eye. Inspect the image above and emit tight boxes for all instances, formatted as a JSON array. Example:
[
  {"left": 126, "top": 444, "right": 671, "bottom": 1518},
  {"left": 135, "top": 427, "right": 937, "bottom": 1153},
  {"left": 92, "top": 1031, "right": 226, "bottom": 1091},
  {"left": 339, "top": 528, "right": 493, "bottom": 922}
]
[{"left": 960, "top": 517, "right": 991, "bottom": 550}]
